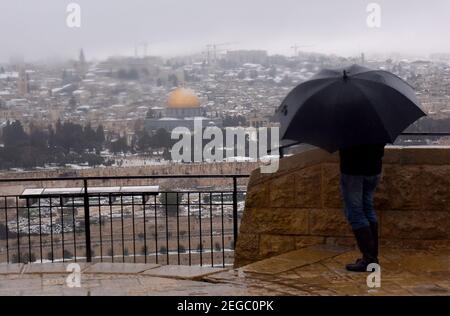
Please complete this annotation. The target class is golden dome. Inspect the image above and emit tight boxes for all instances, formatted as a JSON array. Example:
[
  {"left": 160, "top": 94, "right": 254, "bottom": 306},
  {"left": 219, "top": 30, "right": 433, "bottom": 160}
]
[{"left": 167, "top": 88, "right": 201, "bottom": 108}]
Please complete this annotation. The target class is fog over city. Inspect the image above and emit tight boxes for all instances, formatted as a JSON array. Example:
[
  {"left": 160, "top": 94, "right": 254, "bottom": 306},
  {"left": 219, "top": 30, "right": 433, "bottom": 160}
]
[{"left": 1, "top": 0, "right": 450, "bottom": 62}]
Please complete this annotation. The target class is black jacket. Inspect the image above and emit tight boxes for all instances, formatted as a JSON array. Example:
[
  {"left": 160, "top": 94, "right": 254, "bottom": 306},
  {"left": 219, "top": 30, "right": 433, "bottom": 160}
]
[{"left": 339, "top": 144, "right": 385, "bottom": 176}]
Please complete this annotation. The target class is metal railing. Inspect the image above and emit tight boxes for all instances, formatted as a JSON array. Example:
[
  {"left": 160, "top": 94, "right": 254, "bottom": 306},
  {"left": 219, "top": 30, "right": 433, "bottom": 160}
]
[{"left": 0, "top": 174, "right": 249, "bottom": 267}]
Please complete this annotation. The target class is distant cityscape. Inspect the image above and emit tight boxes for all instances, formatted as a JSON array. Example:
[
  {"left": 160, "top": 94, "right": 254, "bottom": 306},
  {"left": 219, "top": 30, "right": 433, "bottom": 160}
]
[{"left": 0, "top": 49, "right": 449, "bottom": 171}]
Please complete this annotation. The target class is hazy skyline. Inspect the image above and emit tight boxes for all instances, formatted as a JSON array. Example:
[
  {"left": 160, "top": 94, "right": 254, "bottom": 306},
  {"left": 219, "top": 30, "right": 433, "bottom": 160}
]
[{"left": 1, "top": 0, "right": 449, "bottom": 63}]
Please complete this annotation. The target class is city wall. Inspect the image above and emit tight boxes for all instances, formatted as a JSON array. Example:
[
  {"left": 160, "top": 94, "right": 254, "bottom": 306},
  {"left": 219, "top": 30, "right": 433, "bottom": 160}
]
[{"left": 0, "top": 162, "right": 257, "bottom": 196}]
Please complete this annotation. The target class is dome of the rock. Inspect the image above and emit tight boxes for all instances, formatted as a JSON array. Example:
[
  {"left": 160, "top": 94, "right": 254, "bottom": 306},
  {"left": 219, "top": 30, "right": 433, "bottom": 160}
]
[{"left": 167, "top": 88, "right": 201, "bottom": 108}]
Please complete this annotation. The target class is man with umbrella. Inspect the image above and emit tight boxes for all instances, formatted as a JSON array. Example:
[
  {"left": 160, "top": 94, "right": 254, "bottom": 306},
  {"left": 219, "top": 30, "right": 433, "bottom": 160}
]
[
  {"left": 277, "top": 64, "right": 425, "bottom": 272},
  {"left": 339, "top": 143, "right": 385, "bottom": 271}
]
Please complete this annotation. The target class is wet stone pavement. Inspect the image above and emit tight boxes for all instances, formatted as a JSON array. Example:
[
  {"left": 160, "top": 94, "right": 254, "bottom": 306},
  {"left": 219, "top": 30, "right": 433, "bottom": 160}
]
[{"left": 0, "top": 245, "right": 448, "bottom": 296}]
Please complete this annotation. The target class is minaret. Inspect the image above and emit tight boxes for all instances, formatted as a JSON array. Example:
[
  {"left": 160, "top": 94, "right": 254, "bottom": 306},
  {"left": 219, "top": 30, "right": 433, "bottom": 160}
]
[
  {"left": 18, "top": 68, "right": 29, "bottom": 96},
  {"left": 78, "top": 49, "right": 87, "bottom": 77}
]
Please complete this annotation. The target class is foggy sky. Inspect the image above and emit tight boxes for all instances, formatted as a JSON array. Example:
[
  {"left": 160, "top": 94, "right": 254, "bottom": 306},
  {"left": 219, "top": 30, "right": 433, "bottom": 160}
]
[{"left": 0, "top": 0, "right": 449, "bottom": 62}]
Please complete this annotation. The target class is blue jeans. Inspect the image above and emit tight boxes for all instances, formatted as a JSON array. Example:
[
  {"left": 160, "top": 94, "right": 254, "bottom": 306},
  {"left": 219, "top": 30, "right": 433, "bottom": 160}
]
[{"left": 340, "top": 173, "right": 381, "bottom": 230}]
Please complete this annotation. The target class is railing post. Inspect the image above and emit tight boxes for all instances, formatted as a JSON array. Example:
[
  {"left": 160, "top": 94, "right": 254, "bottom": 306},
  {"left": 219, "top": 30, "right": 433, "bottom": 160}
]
[
  {"left": 232, "top": 176, "right": 238, "bottom": 249},
  {"left": 83, "top": 179, "right": 92, "bottom": 262}
]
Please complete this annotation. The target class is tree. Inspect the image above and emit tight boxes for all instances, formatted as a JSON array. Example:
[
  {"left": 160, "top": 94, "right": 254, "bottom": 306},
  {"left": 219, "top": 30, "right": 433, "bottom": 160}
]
[
  {"left": 159, "top": 192, "right": 183, "bottom": 216},
  {"left": 178, "top": 244, "right": 186, "bottom": 253},
  {"left": 95, "top": 125, "right": 105, "bottom": 146},
  {"left": 83, "top": 122, "right": 97, "bottom": 151},
  {"left": 87, "top": 248, "right": 96, "bottom": 259},
  {"left": 109, "top": 136, "right": 129, "bottom": 154},
  {"left": 162, "top": 148, "right": 171, "bottom": 160},
  {"left": 29, "top": 126, "right": 48, "bottom": 148},
  {"left": 0, "top": 119, "right": 108, "bottom": 169},
  {"left": 2, "top": 120, "right": 28, "bottom": 148},
  {"left": 202, "top": 194, "right": 211, "bottom": 204},
  {"left": 11, "top": 252, "right": 36, "bottom": 264},
  {"left": 0, "top": 223, "right": 17, "bottom": 240},
  {"left": 136, "top": 131, "right": 152, "bottom": 152},
  {"left": 63, "top": 249, "right": 73, "bottom": 259},
  {"left": 151, "top": 128, "right": 171, "bottom": 148}
]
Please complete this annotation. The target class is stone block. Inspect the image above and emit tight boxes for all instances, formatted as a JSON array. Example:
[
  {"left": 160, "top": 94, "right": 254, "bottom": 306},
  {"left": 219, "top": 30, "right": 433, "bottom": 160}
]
[
  {"left": 325, "top": 237, "right": 356, "bottom": 247},
  {"left": 0, "top": 264, "right": 23, "bottom": 274},
  {"left": 295, "top": 236, "right": 325, "bottom": 249},
  {"left": 269, "top": 174, "right": 296, "bottom": 207},
  {"left": 238, "top": 208, "right": 256, "bottom": 233},
  {"left": 259, "top": 234, "right": 296, "bottom": 258},
  {"left": 294, "top": 165, "right": 322, "bottom": 208},
  {"left": 246, "top": 208, "right": 309, "bottom": 235},
  {"left": 322, "top": 163, "right": 342, "bottom": 209},
  {"left": 276, "top": 148, "right": 335, "bottom": 173},
  {"left": 381, "top": 211, "right": 449, "bottom": 239},
  {"left": 243, "top": 244, "right": 346, "bottom": 275},
  {"left": 375, "top": 165, "right": 423, "bottom": 210},
  {"left": 141, "top": 265, "right": 226, "bottom": 280},
  {"left": 309, "top": 209, "right": 352, "bottom": 237},
  {"left": 234, "top": 233, "right": 259, "bottom": 259},
  {"left": 420, "top": 166, "right": 450, "bottom": 212},
  {"left": 380, "top": 238, "right": 450, "bottom": 251},
  {"left": 244, "top": 183, "right": 269, "bottom": 208},
  {"left": 84, "top": 263, "right": 160, "bottom": 274},
  {"left": 400, "top": 147, "right": 450, "bottom": 165},
  {"left": 23, "top": 262, "right": 91, "bottom": 274}
]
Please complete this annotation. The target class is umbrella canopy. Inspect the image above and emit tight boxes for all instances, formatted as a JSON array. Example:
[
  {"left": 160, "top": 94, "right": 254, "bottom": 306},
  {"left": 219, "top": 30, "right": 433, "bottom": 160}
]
[{"left": 277, "top": 64, "right": 426, "bottom": 152}]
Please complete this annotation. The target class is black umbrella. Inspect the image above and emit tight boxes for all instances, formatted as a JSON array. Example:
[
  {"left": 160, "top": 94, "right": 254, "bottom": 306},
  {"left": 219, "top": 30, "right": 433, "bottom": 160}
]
[{"left": 277, "top": 64, "right": 426, "bottom": 152}]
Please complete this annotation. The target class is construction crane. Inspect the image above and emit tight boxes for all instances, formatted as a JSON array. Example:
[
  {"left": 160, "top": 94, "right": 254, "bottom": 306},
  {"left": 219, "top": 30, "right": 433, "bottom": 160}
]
[
  {"left": 291, "top": 44, "right": 315, "bottom": 57},
  {"left": 134, "top": 42, "right": 149, "bottom": 58},
  {"left": 205, "top": 42, "right": 238, "bottom": 64}
]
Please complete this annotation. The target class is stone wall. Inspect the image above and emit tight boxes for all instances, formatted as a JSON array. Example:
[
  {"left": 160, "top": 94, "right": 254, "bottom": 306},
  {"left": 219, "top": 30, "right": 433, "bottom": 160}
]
[
  {"left": 234, "top": 146, "right": 450, "bottom": 267},
  {"left": 0, "top": 161, "right": 256, "bottom": 196}
]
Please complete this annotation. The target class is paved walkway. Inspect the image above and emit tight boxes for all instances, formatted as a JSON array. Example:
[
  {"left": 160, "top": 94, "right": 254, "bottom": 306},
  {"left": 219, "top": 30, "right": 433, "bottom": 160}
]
[{"left": 0, "top": 245, "right": 448, "bottom": 295}]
